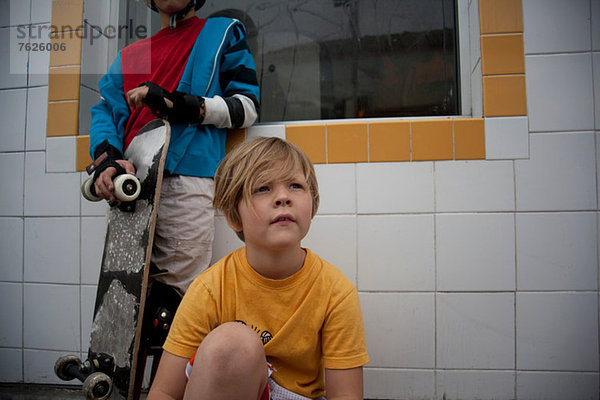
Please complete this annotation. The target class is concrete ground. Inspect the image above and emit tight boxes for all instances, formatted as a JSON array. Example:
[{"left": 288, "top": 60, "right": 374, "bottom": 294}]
[{"left": 0, "top": 384, "right": 147, "bottom": 399}]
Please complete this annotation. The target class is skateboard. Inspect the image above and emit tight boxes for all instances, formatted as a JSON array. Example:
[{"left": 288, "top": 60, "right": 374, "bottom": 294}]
[{"left": 55, "top": 119, "right": 171, "bottom": 400}]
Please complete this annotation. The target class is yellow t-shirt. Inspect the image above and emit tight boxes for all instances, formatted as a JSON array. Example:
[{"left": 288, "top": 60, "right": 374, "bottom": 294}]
[{"left": 163, "top": 247, "right": 370, "bottom": 399}]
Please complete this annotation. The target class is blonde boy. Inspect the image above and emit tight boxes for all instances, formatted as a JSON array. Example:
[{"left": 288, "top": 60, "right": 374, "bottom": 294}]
[{"left": 148, "top": 137, "right": 369, "bottom": 400}]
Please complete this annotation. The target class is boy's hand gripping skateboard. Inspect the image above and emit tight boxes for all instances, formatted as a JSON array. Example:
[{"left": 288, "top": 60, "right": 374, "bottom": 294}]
[{"left": 54, "top": 120, "right": 170, "bottom": 400}]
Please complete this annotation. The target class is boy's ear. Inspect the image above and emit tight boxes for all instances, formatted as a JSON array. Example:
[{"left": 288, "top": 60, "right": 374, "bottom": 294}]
[{"left": 224, "top": 213, "right": 243, "bottom": 233}]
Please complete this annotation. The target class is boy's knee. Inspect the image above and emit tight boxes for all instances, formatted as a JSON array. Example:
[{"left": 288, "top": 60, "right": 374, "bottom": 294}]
[{"left": 198, "top": 322, "right": 265, "bottom": 371}]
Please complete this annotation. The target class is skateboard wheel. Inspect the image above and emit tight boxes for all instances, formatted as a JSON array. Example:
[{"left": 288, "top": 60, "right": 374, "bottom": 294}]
[
  {"left": 113, "top": 174, "right": 141, "bottom": 202},
  {"left": 81, "top": 178, "right": 102, "bottom": 202},
  {"left": 54, "top": 355, "right": 82, "bottom": 381},
  {"left": 83, "top": 372, "right": 113, "bottom": 400}
]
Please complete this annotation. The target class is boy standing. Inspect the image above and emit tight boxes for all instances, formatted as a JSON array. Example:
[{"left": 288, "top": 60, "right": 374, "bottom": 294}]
[
  {"left": 148, "top": 137, "right": 370, "bottom": 400},
  {"left": 89, "top": 0, "right": 260, "bottom": 302}
]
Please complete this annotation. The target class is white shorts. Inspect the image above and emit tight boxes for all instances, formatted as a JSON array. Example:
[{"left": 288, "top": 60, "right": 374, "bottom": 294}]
[
  {"left": 185, "top": 355, "right": 324, "bottom": 400},
  {"left": 150, "top": 175, "right": 215, "bottom": 296}
]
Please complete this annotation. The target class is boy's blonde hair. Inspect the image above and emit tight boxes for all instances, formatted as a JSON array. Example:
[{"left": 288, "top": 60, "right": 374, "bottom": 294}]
[{"left": 214, "top": 137, "right": 320, "bottom": 241}]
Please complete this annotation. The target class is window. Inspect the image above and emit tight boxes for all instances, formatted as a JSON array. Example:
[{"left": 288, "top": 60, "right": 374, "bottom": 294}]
[
  {"left": 122, "top": 0, "right": 459, "bottom": 123},
  {"left": 200, "top": 0, "right": 459, "bottom": 123}
]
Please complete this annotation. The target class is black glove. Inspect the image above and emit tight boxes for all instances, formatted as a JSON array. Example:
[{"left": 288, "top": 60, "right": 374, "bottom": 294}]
[
  {"left": 87, "top": 140, "right": 126, "bottom": 184},
  {"left": 141, "top": 81, "right": 205, "bottom": 124}
]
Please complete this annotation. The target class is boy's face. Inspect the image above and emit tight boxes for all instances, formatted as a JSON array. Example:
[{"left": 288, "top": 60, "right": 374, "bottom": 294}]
[{"left": 229, "top": 167, "right": 313, "bottom": 251}]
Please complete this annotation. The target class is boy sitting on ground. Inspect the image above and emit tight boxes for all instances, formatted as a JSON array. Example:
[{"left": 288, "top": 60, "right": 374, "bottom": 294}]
[{"left": 148, "top": 137, "right": 369, "bottom": 400}]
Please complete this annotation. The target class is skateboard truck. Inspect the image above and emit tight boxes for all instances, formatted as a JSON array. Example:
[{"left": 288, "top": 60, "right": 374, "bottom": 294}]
[{"left": 54, "top": 353, "right": 115, "bottom": 400}]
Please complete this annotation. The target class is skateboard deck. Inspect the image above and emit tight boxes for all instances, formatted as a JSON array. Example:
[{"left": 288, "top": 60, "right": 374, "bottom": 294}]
[{"left": 55, "top": 119, "right": 170, "bottom": 400}]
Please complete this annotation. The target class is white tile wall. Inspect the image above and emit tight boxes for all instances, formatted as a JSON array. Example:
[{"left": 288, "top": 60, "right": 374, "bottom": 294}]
[
  {"left": 485, "top": 117, "right": 529, "bottom": 160},
  {"left": 30, "top": 0, "right": 53, "bottom": 25},
  {"left": 437, "top": 370, "right": 515, "bottom": 400},
  {"left": 27, "top": 24, "right": 50, "bottom": 84},
  {"left": 82, "top": 0, "right": 111, "bottom": 30},
  {"left": 525, "top": 54, "right": 594, "bottom": 132},
  {"left": 0, "top": 27, "right": 28, "bottom": 89},
  {"left": 435, "top": 160, "right": 515, "bottom": 212},
  {"left": 211, "top": 215, "right": 243, "bottom": 263},
  {"left": 315, "top": 163, "right": 356, "bottom": 215},
  {"left": 0, "top": 151, "right": 25, "bottom": 216},
  {"left": 516, "top": 212, "right": 598, "bottom": 290},
  {"left": 364, "top": 368, "right": 435, "bottom": 400},
  {"left": 0, "top": 217, "right": 24, "bottom": 282},
  {"left": 361, "top": 293, "right": 435, "bottom": 369},
  {"left": 594, "top": 54, "right": 600, "bottom": 131},
  {"left": 78, "top": 86, "right": 98, "bottom": 135},
  {"left": 0, "top": 348, "right": 23, "bottom": 383},
  {"left": 516, "top": 292, "right": 599, "bottom": 371},
  {"left": 248, "top": 124, "right": 285, "bottom": 140},
  {"left": 357, "top": 215, "right": 435, "bottom": 291},
  {"left": 522, "top": 0, "right": 591, "bottom": 54},
  {"left": 81, "top": 0, "right": 112, "bottom": 78},
  {"left": 594, "top": 0, "right": 600, "bottom": 51},
  {"left": 25, "top": 86, "right": 49, "bottom": 151},
  {"left": 302, "top": 215, "right": 357, "bottom": 284},
  {"left": 0, "top": 282, "right": 23, "bottom": 348},
  {"left": 437, "top": 213, "right": 515, "bottom": 291},
  {"left": 24, "top": 152, "right": 80, "bottom": 216},
  {"left": 597, "top": 133, "right": 600, "bottom": 208},
  {"left": 516, "top": 132, "right": 597, "bottom": 211},
  {"left": 357, "top": 162, "right": 434, "bottom": 214},
  {"left": 6, "top": 0, "right": 31, "bottom": 27},
  {"left": 46, "top": 136, "right": 76, "bottom": 173},
  {"left": 80, "top": 27, "right": 108, "bottom": 89},
  {"left": 516, "top": 371, "right": 600, "bottom": 400},
  {"left": 437, "top": 293, "right": 515, "bottom": 369},
  {"left": 0, "top": 88, "right": 26, "bottom": 152},
  {"left": 23, "top": 217, "right": 80, "bottom": 284},
  {"left": 23, "top": 284, "right": 80, "bottom": 352},
  {"left": 80, "top": 217, "right": 105, "bottom": 285},
  {"left": 24, "top": 349, "right": 79, "bottom": 385}
]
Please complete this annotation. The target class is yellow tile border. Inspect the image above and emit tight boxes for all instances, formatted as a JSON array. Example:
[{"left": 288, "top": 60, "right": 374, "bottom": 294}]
[
  {"left": 47, "top": 0, "right": 84, "bottom": 147},
  {"left": 72, "top": 0, "right": 527, "bottom": 171}
]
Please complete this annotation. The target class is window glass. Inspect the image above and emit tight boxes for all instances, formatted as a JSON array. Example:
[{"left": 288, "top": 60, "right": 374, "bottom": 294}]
[
  {"left": 124, "top": 0, "right": 459, "bottom": 123},
  {"left": 200, "top": 0, "right": 459, "bottom": 122}
]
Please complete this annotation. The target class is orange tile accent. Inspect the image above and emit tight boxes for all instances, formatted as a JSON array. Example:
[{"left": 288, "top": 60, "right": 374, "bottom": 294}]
[
  {"left": 48, "top": 66, "right": 81, "bottom": 101},
  {"left": 411, "top": 119, "right": 453, "bottom": 161},
  {"left": 46, "top": 101, "right": 79, "bottom": 137},
  {"left": 368, "top": 121, "right": 410, "bottom": 162},
  {"left": 454, "top": 119, "right": 485, "bottom": 160},
  {"left": 286, "top": 124, "right": 327, "bottom": 164},
  {"left": 51, "top": 0, "right": 84, "bottom": 31},
  {"left": 327, "top": 122, "right": 368, "bottom": 163},
  {"left": 76, "top": 135, "right": 91, "bottom": 171},
  {"left": 49, "top": 32, "right": 83, "bottom": 67},
  {"left": 479, "top": 0, "right": 523, "bottom": 34},
  {"left": 481, "top": 34, "right": 525, "bottom": 76},
  {"left": 226, "top": 128, "right": 246, "bottom": 154},
  {"left": 482, "top": 75, "right": 527, "bottom": 117}
]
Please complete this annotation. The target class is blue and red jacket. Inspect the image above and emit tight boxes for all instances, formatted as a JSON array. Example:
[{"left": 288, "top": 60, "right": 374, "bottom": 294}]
[{"left": 90, "top": 17, "right": 260, "bottom": 178}]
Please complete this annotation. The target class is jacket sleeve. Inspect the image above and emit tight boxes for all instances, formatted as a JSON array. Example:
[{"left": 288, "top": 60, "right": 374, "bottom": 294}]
[
  {"left": 89, "top": 52, "right": 130, "bottom": 159},
  {"left": 202, "top": 21, "right": 260, "bottom": 129}
]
